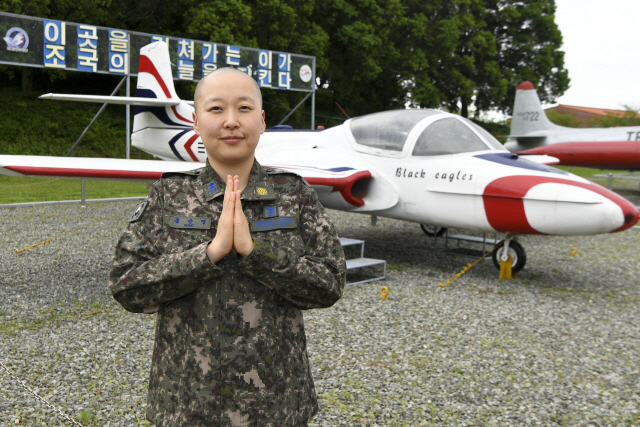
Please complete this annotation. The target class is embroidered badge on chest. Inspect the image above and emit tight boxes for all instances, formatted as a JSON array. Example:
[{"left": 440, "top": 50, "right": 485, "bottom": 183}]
[
  {"left": 251, "top": 216, "right": 298, "bottom": 232},
  {"left": 263, "top": 206, "right": 278, "bottom": 218},
  {"left": 129, "top": 201, "right": 148, "bottom": 223}
]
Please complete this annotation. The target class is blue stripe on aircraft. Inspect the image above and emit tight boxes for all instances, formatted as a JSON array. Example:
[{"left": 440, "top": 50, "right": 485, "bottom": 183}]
[
  {"left": 325, "top": 167, "right": 356, "bottom": 172},
  {"left": 475, "top": 153, "right": 567, "bottom": 175},
  {"left": 168, "top": 129, "right": 192, "bottom": 161},
  {"left": 284, "top": 165, "right": 356, "bottom": 173},
  {"left": 133, "top": 89, "right": 190, "bottom": 128},
  {"left": 136, "top": 88, "right": 157, "bottom": 99}
]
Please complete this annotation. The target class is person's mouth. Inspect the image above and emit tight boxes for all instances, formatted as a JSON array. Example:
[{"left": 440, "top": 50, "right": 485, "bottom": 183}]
[{"left": 221, "top": 135, "right": 244, "bottom": 144}]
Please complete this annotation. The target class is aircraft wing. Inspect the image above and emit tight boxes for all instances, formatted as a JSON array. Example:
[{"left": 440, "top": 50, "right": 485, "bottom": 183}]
[
  {"left": 39, "top": 93, "right": 194, "bottom": 106},
  {"left": 0, "top": 155, "right": 203, "bottom": 182},
  {"left": 0, "top": 154, "right": 379, "bottom": 208}
]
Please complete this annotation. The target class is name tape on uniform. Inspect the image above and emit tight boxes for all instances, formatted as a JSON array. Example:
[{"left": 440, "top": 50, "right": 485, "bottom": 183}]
[
  {"left": 167, "top": 217, "right": 211, "bottom": 229},
  {"left": 251, "top": 216, "right": 298, "bottom": 232}
]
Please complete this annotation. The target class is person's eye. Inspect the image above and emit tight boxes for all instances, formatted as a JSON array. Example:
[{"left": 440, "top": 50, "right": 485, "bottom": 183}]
[
  {"left": 210, "top": 106, "right": 222, "bottom": 112},
  {"left": 240, "top": 106, "right": 251, "bottom": 111}
]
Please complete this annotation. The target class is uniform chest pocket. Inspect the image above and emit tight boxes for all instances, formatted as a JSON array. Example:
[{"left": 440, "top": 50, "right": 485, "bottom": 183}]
[{"left": 273, "top": 230, "right": 305, "bottom": 256}]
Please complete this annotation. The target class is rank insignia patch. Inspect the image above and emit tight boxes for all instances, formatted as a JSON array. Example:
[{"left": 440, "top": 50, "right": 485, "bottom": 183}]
[
  {"left": 257, "top": 187, "right": 268, "bottom": 196},
  {"left": 206, "top": 181, "right": 218, "bottom": 196},
  {"left": 263, "top": 206, "right": 278, "bottom": 218},
  {"left": 129, "top": 201, "right": 148, "bottom": 223}
]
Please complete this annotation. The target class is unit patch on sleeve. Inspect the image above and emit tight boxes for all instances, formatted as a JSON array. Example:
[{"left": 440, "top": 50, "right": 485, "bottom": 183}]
[
  {"left": 128, "top": 201, "right": 148, "bottom": 223},
  {"left": 251, "top": 216, "right": 298, "bottom": 232}
]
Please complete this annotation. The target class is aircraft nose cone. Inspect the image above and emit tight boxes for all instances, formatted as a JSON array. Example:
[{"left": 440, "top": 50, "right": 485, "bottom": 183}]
[
  {"left": 619, "top": 204, "right": 639, "bottom": 231},
  {"left": 483, "top": 176, "right": 639, "bottom": 235}
]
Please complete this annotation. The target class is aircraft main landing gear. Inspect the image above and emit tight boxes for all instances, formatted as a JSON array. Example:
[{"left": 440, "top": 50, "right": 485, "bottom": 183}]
[{"left": 491, "top": 239, "right": 526, "bottom": 274}]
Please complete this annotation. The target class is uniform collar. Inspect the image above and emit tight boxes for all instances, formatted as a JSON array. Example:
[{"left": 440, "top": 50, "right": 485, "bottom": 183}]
[{"left": 201, "top": 158, "right": 277, "bottom": 202}]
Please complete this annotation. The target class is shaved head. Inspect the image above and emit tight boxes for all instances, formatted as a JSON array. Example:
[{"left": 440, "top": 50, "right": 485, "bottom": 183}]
[{"left": 194, "top": 67, "right": 262, "bottom": 113}]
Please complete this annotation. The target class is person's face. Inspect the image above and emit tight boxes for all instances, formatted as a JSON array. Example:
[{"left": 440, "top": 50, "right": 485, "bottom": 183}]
[{"left": 193, "top": 72, "right": 266, "bottom": 166}]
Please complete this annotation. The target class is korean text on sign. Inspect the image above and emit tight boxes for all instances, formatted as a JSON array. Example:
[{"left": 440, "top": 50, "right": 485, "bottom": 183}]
[
  {"left": 177, "top": 38, "right": 194, "bottom": 80},
  {"left": 202, "top": 42, "right": 218, "bottom": 76},
  {"left": 109, "top": 29, "right": 128, "bottom": 74},
  {"left": 77, "top": 25, "right": 98, "bottom": 72},
  {"left": 43, "top": 20, "right": 65, "bottom": 69}
]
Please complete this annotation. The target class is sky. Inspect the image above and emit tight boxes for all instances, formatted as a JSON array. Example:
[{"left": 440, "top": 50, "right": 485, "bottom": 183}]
[{"left": 552, "top": 0, "right": 640, "bottom": 110}]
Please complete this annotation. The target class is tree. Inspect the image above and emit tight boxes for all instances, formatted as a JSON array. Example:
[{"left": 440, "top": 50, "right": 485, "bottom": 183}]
[
  {"left": 484, "top": 0, "right": 569, "bottom": 114},
  {"left": 409, "top": 0, "right": 507, "bottom": 117}
]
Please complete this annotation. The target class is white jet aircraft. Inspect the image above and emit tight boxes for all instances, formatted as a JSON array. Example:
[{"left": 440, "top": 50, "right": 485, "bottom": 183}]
[
  {"left": 505, "top": 81, "right": 640, "bottom": 169},
  {"left": 1, "top": 42, "right": 638, "bottom": 274}
]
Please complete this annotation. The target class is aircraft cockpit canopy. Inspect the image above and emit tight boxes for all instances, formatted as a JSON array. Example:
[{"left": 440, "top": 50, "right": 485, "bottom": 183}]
[
  {"left": 350, "top": 110, "right": 439, "bottom": 151},
  {"left": 468, "top": 121, "right": 505, "bottom": 151},
  {"left": 412, "top": 118, "right": 502, "bottom": 156}
]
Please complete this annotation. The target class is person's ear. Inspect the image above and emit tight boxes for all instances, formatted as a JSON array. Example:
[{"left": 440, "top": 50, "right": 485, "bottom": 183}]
[
  {"left": 193, "top": 110, "right": 200, "bottom": 135},
  {"left": 260, "top": 110, "right": 266, "bottom": 134}
]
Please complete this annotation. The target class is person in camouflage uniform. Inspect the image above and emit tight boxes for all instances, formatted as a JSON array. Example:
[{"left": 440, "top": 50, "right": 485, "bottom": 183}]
[{"left": 109, "top": 67, "right": 346, "bottom": 426}]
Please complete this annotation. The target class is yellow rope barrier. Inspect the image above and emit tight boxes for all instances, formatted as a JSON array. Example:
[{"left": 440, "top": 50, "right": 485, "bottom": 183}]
[
  {"left": 14, "top": 205, "right": 135, "bottom": 254},
  {"left": 438, "top": 241, "right": 505, "bottom": 288}
]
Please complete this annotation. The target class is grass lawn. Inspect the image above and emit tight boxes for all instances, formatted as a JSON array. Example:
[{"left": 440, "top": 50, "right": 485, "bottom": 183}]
[
  {"left": 554, "top": 165, "right": 626, "bottom": 178},
  {"left": 0, "top": 175, "right": 150, "bottom": 204}
]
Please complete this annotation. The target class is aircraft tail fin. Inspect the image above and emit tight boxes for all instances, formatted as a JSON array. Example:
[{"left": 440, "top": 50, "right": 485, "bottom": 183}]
[
  {"left": 136, "top": 41, "right": 179, "bottom": 101},
  {"left": 133, "top": 41, "right": 194, "bottom": 136},
  {"left": 510, "top": 81, "right": 560, "bottom": 137}
]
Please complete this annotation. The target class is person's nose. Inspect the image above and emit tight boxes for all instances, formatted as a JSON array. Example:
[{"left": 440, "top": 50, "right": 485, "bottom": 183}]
[{"left": 224, "top": 110, "right": 240, "bottom": 129}]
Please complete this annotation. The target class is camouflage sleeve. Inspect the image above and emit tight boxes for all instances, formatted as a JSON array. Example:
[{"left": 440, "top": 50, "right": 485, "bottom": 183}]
[
  {"left": 238, "top": 179, "right": 346, "bottom": 310},
  {"left": 109, "top": 181, "right": 223, "bottom": 314}
]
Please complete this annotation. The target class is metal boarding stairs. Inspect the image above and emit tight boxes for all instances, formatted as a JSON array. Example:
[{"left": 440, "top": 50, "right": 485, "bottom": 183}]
[{"left": 339, "top": 237, "right": 386, "bottom": 286}]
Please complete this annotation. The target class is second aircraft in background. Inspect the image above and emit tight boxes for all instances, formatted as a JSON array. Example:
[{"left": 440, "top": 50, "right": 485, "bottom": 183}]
[{"left": 506, "top": 81, "right": 640, "bottom": 170}]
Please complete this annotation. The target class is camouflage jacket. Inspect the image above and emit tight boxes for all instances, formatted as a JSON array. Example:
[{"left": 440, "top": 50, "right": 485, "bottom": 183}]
[{"left": 109, "top": 159, "right": 346, "bottom": 427}]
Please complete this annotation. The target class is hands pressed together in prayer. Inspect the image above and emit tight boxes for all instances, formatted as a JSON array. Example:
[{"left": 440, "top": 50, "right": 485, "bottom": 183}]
[{"left": 206, "top": 175, "right": 254, "bottom": 264}]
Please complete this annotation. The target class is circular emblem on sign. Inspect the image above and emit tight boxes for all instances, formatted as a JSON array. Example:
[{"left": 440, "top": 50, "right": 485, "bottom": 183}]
[
  {"left": 4, "top": 27, "right": 29, "bottom": 52},
  {"left": 299, "top": 65, "right": 312, "bottom": 83},
  {"left": 257, "top": 187, "right": 268, "bottom": 196}
]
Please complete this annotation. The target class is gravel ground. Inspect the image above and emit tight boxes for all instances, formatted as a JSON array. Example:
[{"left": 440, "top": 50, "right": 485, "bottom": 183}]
[{"left": 1, "top": 199, "right": 639, "bottom": 426}]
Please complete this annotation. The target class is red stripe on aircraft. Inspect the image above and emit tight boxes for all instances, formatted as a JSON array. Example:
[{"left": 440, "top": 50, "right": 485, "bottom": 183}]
[
  {"left": 517, "top": 141, "right": 640, "bottom": 169},
  {"left": 183, "top": 134, "right": 200, "bottom": 161},
  {"left": 139, "top": 55, "right": 172, "bottom": 99},
  {"left": 4, "top": 166, "right": 164, "bottom": 180},
  {"left": 483, "top": 176, "right": 639, "bottom": 233},
  {"left": 171, "top": 106, "right": 193, "bottom": 124}
]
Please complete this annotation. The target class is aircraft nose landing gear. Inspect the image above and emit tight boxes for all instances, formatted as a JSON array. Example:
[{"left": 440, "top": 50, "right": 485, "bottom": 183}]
[
  {"left": 492, "top": 238, "right": 526, "bottom": 274},
  {"left": 420, "top": 224, "right": 447, "bottom": 237}
]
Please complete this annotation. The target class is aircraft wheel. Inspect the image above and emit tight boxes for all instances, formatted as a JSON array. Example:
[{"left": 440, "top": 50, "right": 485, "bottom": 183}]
[
  {"left": 420, "top": 224, "right": 447, "bottom": 237},
  {"left": 492, "top": 240, "right": 526, "bottom": 273}
]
